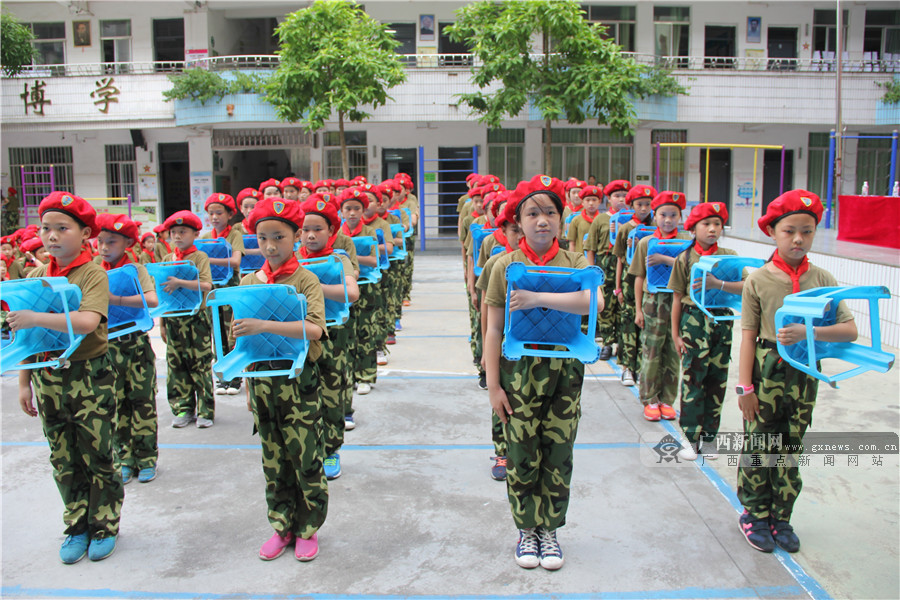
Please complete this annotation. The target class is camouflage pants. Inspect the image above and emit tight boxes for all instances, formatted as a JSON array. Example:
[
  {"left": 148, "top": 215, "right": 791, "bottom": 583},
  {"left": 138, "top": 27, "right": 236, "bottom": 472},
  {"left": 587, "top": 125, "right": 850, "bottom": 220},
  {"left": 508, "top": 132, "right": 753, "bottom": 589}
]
[
  {"left": 492, "top": 412, "right": 507, "bottom": 456},
  {"left": 353, "top": 282, "right": 379, "bottom": 384},
  {"left": 678, "top": 305, "right": 732, "bottom": 444},
  {"left": 164, "top": 310, "right": 215, "bottom": 419},
  {"left": 737, "top": 345, "right": 818, "bottom": 522},
  {"left": 380, "top": 264, "right": 402, "bottom": 339},
  {"left": 342, "top": 307, "right": 358, "bottom": 417},
  {"left": 319, "top": 323, "right": 351, "bottom": 456},
  {"left": 109, "top": 333, "right": 158, "bottom": 470},
  {"left": 618, "top": 273, "right": 641, "bottom": 373},
  {"left": 249, "top": 362, "right": 328, "bottom": 539},
  {"left": 400, "top": 251, "right": 414, "bottom": 303},
  {"left": 500, "top": 355, "right": 583, "bottom": 530},
  {"left": 596, "top": 253, "right": 619, "bottom": 347},
  {"left": 639, "top": 293, "right": 678, "bottom": 406},
  {"left": 33, "top": 354, "right": 124, "bottom": 538},
  {"left": 466, "top": 286, "right": 483, "bottom": 370}
]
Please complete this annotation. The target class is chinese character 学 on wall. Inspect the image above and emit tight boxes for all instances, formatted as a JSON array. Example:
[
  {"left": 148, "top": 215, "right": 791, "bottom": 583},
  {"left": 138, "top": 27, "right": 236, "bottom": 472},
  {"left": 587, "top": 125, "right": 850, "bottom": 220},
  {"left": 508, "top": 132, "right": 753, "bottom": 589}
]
[
  {"left": 90, "top": 77, "right": 120, "bottom": 114},
  {"left": 21, "top": 80, "right": 51, "bottom": 116}
]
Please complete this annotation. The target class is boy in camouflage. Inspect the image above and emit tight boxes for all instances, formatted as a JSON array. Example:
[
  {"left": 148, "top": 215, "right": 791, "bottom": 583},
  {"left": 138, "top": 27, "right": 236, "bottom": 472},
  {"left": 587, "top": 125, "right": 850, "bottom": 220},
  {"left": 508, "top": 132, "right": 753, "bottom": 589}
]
[
  {"left": 736, "top": 190, "right": 857, "bottom": 554},
  {"left": 12, "top": 192, "right": 123, "bottom": 563},
  {"left": 241, "top": 196, "right": 329, "bottom": 562}
]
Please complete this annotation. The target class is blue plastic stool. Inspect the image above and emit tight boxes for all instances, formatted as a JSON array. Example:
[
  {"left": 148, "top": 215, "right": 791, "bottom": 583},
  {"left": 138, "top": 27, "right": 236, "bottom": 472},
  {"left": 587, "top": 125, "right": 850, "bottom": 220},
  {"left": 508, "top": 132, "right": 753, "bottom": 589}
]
[
  {"left": 388, "top": 224, "right": 408, "bottom": 262},
  {"left": 194, "top": 239, "right": 233, "bottom": 285},
  {"left": 145, "top": 261, "right": 203, "bottom": 318},
  {"left": 502, "top": 263, "right": 605, "bottom": 363},
  {"left": 107, "top": 264, "right": 153, "bottom": 340},
  {"left": 206, "top": 284, "right": 310, "bottom": 380},
  {"left": 472, "top": 227, "right": 498, "bottom": 277},
  {"left": 351, "top": 236, "right": 382, "bottom": 285},
  {"left": 689, "top": 256, "right": 765, "bottom": 320},
  {"left": 401, "top": 208, "right": 413, "bottom": 238},
  {"left": 489, "top": 245, "right": 505, "bottom": 259},
  {"left": 564, "top": 212, "right": 579, "bottom": 237},
  {"left": 0, "top": 277, "right": 85, "bottom": 374},
  {"left": 646, "top": 238, "right": 693, "bottom": 293},
  {"left": 610, "top": 210, "right": 634, "bottom": 247},
  {"left": 241, "top": 234, "right": 266, "bottom": 274},
  {"left": 626, "top": 225, "right": 657, "bottom": 264},
  {"left": 374, "top": 229, "right": 391, "bottom": 270},
  {"left": 775, "top": 285, "right": 895, "bottom": 388},
  {"left": 298, "top": 255, "right": 351, "bottom": 326}
]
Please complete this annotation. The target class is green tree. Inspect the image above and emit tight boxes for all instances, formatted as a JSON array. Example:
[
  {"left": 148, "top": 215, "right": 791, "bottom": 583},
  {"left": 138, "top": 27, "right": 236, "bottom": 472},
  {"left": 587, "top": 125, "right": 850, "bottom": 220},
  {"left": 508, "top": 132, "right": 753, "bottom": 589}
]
[
  {"left": 1, "top": 13, "right": 37, "bottom": 77},
  {"left": 448, "top": 0, "right": 686, "bottom": 172},
  {"left": 265, "top": 0, "right": 406, "bottom": 178}
]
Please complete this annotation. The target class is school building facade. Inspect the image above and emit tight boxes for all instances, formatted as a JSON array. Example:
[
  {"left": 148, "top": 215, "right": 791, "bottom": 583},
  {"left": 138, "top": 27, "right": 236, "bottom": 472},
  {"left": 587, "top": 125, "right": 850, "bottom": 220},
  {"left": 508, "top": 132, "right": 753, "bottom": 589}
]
[{"left": 1, "top": 0, "right": 898, "bottom": 240}]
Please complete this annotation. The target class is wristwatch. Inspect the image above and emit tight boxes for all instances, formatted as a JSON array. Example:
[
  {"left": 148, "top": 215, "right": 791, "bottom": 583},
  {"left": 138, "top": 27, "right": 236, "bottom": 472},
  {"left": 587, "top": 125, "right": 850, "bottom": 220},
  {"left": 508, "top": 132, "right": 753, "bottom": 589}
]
[{"left": 735, "top": 384, "right": 755, "bottom": 396}]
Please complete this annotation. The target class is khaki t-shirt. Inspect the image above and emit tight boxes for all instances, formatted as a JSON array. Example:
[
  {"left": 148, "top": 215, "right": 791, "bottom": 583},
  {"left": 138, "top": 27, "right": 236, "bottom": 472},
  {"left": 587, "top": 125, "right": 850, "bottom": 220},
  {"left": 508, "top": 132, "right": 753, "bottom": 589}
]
[
  {"left": 154, "top": 241, "right": 172, "bottom": 263},
  {"left": 28, "top": 260, "right": 108, "bottom": 361},
  {"left": 567, "top": 213, "right": 598, "bottom": 254},
  {"left": 742, "top": 262, "right": 853, "bottom": 343},
  {"left": 466, "top": 215, "right": 490, "bottom": 257},
  {"left": 484, "top": 249, "right": 591, "bottom": 309},
  {"left": 475, "top": 250, "right": 507, "bottom": 294},
  {"left": 667, "top": 245, "right": 739, "bottom": 307},
  {"left": 477, "top": 234, "right": 503, "bottom": 269},
  {"left": 163, "top": 249, "right": 213, "bottom": 308},
  {"left": 628, "top": 231, "right": 693, "bottom": 293},
  {"left": 585, "top": 212, "right": 614, "bottom": 256}
]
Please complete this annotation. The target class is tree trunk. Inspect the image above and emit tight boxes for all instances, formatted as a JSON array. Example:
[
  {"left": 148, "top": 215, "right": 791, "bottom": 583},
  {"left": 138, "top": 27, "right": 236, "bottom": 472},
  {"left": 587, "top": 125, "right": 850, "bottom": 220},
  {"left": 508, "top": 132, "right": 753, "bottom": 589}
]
[
  {"left": 339, "top": 110, "right": 349, "bottom": 180},
  {"left": 544, "top": 119, "right": 552, "bottom": 174}
]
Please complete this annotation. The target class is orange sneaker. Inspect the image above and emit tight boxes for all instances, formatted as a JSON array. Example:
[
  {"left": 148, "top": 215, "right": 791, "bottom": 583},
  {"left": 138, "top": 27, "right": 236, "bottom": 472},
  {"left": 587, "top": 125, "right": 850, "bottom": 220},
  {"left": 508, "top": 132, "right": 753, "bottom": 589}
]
[
  {"left": 659, "top": 404, "right": 677, "bottom": 420},
  {"left": 403, "top": 299, "right": 411, "bottom": 307},
  {"left": 643, "top": 404, "right": 661, "bottom": 421}
]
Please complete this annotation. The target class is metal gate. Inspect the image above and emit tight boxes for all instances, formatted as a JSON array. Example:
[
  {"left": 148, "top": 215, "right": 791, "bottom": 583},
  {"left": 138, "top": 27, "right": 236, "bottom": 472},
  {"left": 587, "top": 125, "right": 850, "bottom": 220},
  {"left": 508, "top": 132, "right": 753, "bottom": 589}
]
[{"left": 416, "top": 145, "right": 478, "bottom": 250}]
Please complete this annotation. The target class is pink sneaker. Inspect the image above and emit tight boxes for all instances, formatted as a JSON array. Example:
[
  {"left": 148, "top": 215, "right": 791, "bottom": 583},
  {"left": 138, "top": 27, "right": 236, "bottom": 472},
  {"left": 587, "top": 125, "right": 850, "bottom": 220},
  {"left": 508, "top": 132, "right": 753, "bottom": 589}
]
[
  {"left": 294, "top": 533, "right": 318, "bottom": 561},
  {"left": 259, "top": 532, "right": 294, "bottom": 560}
]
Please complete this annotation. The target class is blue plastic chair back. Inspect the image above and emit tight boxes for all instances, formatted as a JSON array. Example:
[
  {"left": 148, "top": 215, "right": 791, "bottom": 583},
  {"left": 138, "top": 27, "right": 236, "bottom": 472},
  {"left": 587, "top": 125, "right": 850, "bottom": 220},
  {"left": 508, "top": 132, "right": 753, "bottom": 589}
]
[
  {"left": 401, "top": 208, "right": 414, "bottom": 238},
  {"left": 564, "top": 212, "right": 579, "bottom": 237},
  {"left": 626, "top": 225, "right": 657, "bottom": 264},
  {"left": 206, "top": 284, "right": 310, "bottom": 381},
  {"left": 775, "top": 285, "right": 895, "bottom": 388},
  {"left": 472, "top": 227, "right": 498, "bottom": 277},
  {"left": 0, "top": 277, "right": 85, "bottom": 373},
  {"left": 689, "top": 256, "right": 765, "bottom": 320},
  {"left": 610, "top": 210, "right": 635, "bottom": 247},
  {"left": 646, "top": 238, "right": 693, "bottom": 293},
  {"left": 388, "top": 224, "right": 408, "bottom": 262},
  {"left": 241, "top": 234, "right": 266, "bottom": 274},
  {"left": 194, "top": 239, "right": 233, "bottom": 285},
  {"left": 145, "top": 261, "right": 202, "bottom": 318},
  {"left": 107, "top": 264, "right": 153, "bottom": 339},
  {"left": 489, "top": 245, "right": 505, "bottom": 258},
  {"left": 502, "top": 263, "right": 605, "bottom": 363},
  {"left": 351, "top": 236, "right": 382, "bottom": 285},
  {"left": 298, "top": 255, "right": 351, "bottom": 326},
  {"left": 374, "top": 228, "right": 391, "bottom": 270}
]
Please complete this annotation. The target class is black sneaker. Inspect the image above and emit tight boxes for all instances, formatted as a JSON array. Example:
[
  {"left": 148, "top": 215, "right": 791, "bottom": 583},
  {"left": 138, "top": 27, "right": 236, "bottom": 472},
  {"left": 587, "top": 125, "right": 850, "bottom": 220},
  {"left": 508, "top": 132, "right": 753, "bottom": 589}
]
[
  {"left": 599, "top": 345, "right": 612, "bottom": 361},
  {"left": 770, "top": 519, "right": 800, "bottom": 553},
  {"left": 739, "top": 510, "right": 775, "bottom": 552},
  {"left": 477, "top": 374, "right": 487, "bottom": 390}
]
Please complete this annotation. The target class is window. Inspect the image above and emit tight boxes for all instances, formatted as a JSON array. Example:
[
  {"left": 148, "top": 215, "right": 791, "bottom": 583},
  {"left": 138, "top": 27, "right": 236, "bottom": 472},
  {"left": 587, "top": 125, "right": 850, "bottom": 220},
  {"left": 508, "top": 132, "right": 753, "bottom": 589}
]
[
  {"left": 806, "top": 132, "right": 831, "bottom": 200},
  {"left": 864, "top": 10, "right": 900, "bottom": 68},
  {"left": 813, "top": 10, "right": 848, "bottom": 55},
  {"left": 857, "top": 134, "right": 900, "bottom": 197},
  {"left": 9, "top": 147, "right": 75, "bottom": 208},
  {"left": 651, "top": 130, "right": 687, "bottom": 192},
  {"left": 654, "top": 7, "right": 689, "bottom": 66},
  {"left": 324, "top": 131, "right": 367, "bottom": 180},
  {"left": 544, "top": 128, "right": 633, "bottom": 182},
  {"left": 101, "top": 20, "right": 132, "bottom": 72},
  {"left": 28, "top": 22, "right": 66, "bottom": 74},
  {"left": 487, "top": 129, "right": 525, "bottom": 187},
  {"left": 389, "top": 23, "right": 416, "bottom": 65},
  {"left": 582, "top": 5, "right": 635, "bottom": 52},
  {"left": 105, "top": 145, "right": 136, "bottom": 204},
  {"left": 704, "top": 25, "right": 736, "bottom": 69}
]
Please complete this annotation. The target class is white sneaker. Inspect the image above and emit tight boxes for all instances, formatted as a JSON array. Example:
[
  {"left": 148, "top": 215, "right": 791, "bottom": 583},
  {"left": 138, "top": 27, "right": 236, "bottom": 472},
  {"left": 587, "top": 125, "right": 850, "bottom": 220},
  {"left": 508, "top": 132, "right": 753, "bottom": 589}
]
[
  {"left": 620, "top": 369, "right": 635, "bottom": 386},
  {"left": 357, "top": 382, "right": 371, "bottom": 395},
  {"left": 678, "top": 441, "right": 699, "bottom": 461},
  {"left": 376, "top": 351, "right": 388, "bottom": 366},
  {"left": 215, "top": 385, "right": 228, "bottom": 395},
  {"left": 226, "top": 381, "right": 241, "bottom": 395}
]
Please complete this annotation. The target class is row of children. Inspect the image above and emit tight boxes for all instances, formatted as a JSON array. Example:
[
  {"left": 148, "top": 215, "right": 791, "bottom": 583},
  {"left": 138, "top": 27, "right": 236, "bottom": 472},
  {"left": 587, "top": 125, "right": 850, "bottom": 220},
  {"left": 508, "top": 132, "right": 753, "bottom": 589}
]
[
  {"left": 456, "top": 172, "right": 857, "bottom": 570},
  {"left": 6, "top": 172, "right": 419, "bottom": 565}
]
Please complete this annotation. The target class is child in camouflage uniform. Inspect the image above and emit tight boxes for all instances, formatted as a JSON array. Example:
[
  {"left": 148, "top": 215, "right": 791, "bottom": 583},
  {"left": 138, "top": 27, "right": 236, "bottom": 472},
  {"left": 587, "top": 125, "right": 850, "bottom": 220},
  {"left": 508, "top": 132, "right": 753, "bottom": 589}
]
[
  {"left": 240, "top": 196, "right": 329, "bottom": 562},
  {"left": 736, "top": 190, "right": 857, "bottom": 554},
  {"left": 483, "top": 175, "right": 598, "bottom": 572},
  {"left": 12, "top": 192, "right": 123, "bottom": 563}
]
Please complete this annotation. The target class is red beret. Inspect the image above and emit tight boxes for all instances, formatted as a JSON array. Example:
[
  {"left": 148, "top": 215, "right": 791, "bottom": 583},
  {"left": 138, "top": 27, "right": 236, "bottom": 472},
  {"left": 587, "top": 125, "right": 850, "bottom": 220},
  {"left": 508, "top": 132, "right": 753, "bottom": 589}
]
[
  {"left": 313, "top": 180, "right": 330, "bottom": 190},
  {"left": 258, "top": 179, "right": 283, "bottom": 194},
  {"left": 280, "top": 177, "right": 303, "bottom": 190},
  {"left": 244, "top": 197, "right": 304, "bottom": 234},
  {"left": 152, "top": 223, "right": 166, "bottom": 234},
  {"left": 359, "top": 183, "right": 382, "bottom": 204},
  {"left": 481, "top": 184, "right": 506, "bottom": 209},
  {"left": 395, "top": 173, "right": 413, "bottom": 189},
  {"left": 604, "top": 180, "right": 631, "bottom": 196},
  {"left": 141, "top": 232, "right": 155, "bottom": 244},
  {"left": 757, "top": 189, "right": 823, "bottom": 236},
  {"left": 1, "top": 235, "right": 16, "bottom": 246},
  {"left": 39, "top": 191, "right": 99, "bottom": 237},
  {"left": 339, "top": 187, "right": 370, "bottom": 209},
  {"left": 162, "top": 210, "right": 203, "bottom": 232},
  {"left": 506, "top": 174, "right": 566, "bottom": 217},
  {"left": 204, "top": 193, "right": 236, "bottom": 213},
  {"left": 565, "top": 179, "right": 587, "bottom": 192},
  {"left": 350, "top": 176, "right": 368, "bottom": 185},
  {"left": 466, "top": 173, "right": 480, "bottom": 183},
  {"left": 20, "top": 236, "right": 44, "bottom": 253},
  {"left": 468, "top": 186, "right": 484, "bottom": 199},
  {"left": 300, "top": 194, "right": 341, "bottom": 232},
  {"left": 625, "top": 185, "right": 657, "bottom": 205},
  {"left": 651, "top": 191, "right": 687, "bottom": 212},
  {"left": 684, "top": 202, "right": 728, "bottom": 231},
  {"left": 578, "top": 185, "right": 603, "bottom": 200},
  {"left": 477, "top": 175, "right": 500, "bottom": 188},
  {"left": 333, "top": 178, "right": 351, "bottom": 189},
  {"left": 378, "top": 183, "right": 395, "bottom": 200},
  {"left": 236, "top": 188, "right": 262, "bottom": 204},
  {"left": 96, "top": 213, "right": 139, "bottom": 246}
]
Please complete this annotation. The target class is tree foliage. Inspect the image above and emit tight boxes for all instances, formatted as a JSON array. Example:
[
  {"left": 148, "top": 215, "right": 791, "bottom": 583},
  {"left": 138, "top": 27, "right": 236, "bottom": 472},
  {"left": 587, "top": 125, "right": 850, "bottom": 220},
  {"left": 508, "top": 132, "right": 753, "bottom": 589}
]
[
  {"left": 1, "top": 13, "right": 37, "bottom": 77},
  {"left": 162, "top": 68, "right": 266, "bottom": 104},
  {"left": 265, "top": 0, "right": 407, "bottom": 177},
  {"left": 876, "top": 79, "right": 900, "bottom": 105}
]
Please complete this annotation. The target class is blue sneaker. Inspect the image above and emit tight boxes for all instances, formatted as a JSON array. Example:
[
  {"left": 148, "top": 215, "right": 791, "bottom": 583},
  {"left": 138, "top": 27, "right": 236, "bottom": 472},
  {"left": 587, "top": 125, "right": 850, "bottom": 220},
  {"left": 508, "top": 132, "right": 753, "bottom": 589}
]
[
  {"left": 59, "top": 532, "right": 89, "bottom": 564},
  {"left": 88, "top": 535, "right": 117, "bottom": 561},
  {"left": 395, "top": 319, "right": 402, "bottom": 331},
  {"left": 324, "top": 453, "right": 341, "bottom": 480},
  {"left": 491, "top": 456, "right": 508, "bottom": 481},
  {"left": 138, "top": 466, "right": 157, "bottom": 483},
  {"left": 121, "top": 466, "right": 133, "bottom": 484}
]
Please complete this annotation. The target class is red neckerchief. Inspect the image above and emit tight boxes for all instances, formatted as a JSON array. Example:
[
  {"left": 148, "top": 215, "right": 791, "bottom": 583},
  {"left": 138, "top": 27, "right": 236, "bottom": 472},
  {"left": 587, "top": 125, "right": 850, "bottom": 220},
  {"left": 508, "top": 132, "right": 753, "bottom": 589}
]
[
  {"left": 694, "top": 242, "right": 718, "bottom": 256},
  {"left": 362, "top": 213, "right": 378, "bottom": 226},
  {"left": 1, "top": 254, "right": 13, "bottom": 268},
  {"left": 47, "top": 247, "right": 93, "bottom": 278},
  {"left": 101, "top": 252, "right": 131, "bottom": 271},
  {"left": 653, "top": 228, "right": 679, "bottom": 240},
  {"left": 174, "top": 245, "right": 197, "bottom": 261},
  {"left": 298, "top": 244, "right": 334, "bottom": 260},
  {"left": 772, "top": 251, "right": 809, "bottom": 294},
  {"left": 142, "top": 248, "right": 155, "bottom": 263},
  {"left": 518, "top": 238, "right": 560, "bottom": 266},
  {"left": 162, "top": 239, "right": 172, "bottom": 253},
  {"left": 492, "top": 229, "right": 508, "bottom": 249},
  {"left": 212, "top": 225, "right": 232, "bottom": 240},
  {"left": 631, "top": 214, "right": 644, "bottom": 225},
  {"left": 389, "top": 201, "right": 401, "bottom": 211},
  {"left": 342, "top": 220, "right": 363, "bottom": 237},
  {"left": 262, "top": 255, "right": 299, "bottom": 284},
  {"left": 582, "top": 210, "right": 597, "bottom": 225}
]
